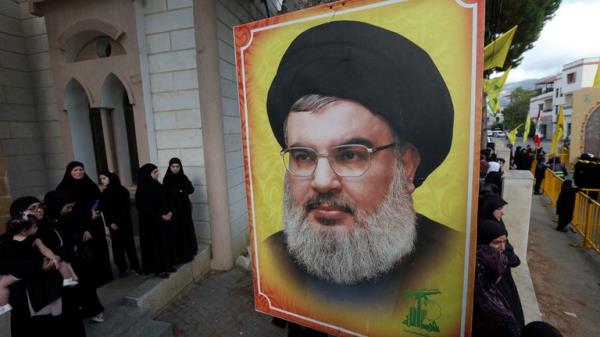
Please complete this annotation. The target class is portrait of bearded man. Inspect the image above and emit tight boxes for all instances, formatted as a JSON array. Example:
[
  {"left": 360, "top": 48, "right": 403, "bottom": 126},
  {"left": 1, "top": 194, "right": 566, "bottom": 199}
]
[{"left": 259, "top": 20, "right": 463, "bottom": 310}]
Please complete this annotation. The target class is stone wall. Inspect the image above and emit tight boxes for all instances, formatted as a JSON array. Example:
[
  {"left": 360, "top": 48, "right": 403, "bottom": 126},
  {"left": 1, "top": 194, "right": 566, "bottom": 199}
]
[
  {"left": 0, "top": 0, "right": 62, "bottom": 199},
  {"left": 215, "top": 0, "right": 272, "bottom": 257},
  {"left": 142, "top": 0, "right": 210, "bottom": 243},
  {"left": 0, "top": 142, "right": 10, "bottom": 233}
]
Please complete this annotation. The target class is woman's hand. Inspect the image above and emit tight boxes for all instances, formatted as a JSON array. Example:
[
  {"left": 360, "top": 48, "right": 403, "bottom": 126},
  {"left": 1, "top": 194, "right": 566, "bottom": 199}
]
[
  {"left": 42, "top": 258, "right": 56, "bottom": 271},
  {"left": 82, "top": 231, "right": 93, "bottom": 242},
  {"left": 162, "top": 212, "right": 173, "bottom": 221},
  {"left": 110, "top": 223, "right": 118, "bottom": 231}
]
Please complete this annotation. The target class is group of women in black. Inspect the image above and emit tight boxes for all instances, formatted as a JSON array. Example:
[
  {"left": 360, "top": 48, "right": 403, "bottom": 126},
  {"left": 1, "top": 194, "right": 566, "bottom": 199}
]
[
  {"left": 473, "top": 183, "right": 563, "bottom": 337},
  {"left": 136, "top": 158, "right": 198, "bottom": 278},
  {"left": 0, "top": 157, "right": 197, "bottom": 337}
]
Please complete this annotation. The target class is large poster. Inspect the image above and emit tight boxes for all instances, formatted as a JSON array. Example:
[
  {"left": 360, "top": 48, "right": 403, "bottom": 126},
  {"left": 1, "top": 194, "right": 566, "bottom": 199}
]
[{"left": 234, "top": 1, "right": 483, "bottom": 336}]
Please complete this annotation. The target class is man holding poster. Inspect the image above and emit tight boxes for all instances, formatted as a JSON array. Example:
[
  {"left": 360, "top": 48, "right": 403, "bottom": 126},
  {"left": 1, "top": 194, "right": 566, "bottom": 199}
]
[{"left": 234, "top": 1, "right": 482, "bottom": 336}]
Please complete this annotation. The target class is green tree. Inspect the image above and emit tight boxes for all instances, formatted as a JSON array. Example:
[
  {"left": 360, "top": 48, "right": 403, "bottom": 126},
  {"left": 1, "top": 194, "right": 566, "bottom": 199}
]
[
  {"left": 485, "top": 0, "right": 561, "bottom": 70},
  {"left": 502, "top": 87, "right": 535, "bottom": 131}
]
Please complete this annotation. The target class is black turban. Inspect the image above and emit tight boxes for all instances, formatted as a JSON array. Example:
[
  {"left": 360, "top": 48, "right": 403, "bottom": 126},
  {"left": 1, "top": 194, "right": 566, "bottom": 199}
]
[{"left": 267, "top": 20, "right": 454, "bottom": 186}]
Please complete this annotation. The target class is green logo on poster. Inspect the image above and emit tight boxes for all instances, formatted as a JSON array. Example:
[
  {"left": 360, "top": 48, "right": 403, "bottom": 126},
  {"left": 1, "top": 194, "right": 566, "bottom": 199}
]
[{"left": 402, "top": 289, "right": 442, "bottom": 333}]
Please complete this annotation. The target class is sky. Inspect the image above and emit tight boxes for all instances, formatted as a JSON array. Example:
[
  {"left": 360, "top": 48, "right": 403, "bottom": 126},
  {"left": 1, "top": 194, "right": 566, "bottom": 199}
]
[{"left": 506, "top": 0, "right": 600, "bottom": 83}]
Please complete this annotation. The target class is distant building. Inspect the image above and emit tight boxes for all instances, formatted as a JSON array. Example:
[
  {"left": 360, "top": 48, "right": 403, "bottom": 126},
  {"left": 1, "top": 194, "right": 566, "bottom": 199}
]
[{"left": 528, "top": 57, "right": 600, "bottom": 140}]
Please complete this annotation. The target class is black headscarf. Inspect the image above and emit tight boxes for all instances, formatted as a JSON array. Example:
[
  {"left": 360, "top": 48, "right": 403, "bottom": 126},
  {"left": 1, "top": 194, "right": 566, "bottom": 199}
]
[
  {"left": 472, "top": 245, "right": 520, "bottom": 337},
  {"left": 99, "top": 170, "right": 124, "bottom": 197},
  {"left": 522, "top": 321, "right": 563, "bottom": 337},
  {"left": 43, "top": 190, "right": 76, "bottom": 220},
  {"left": 163, "top": 158, "right": 187, "bottom": 185},
  {"left": 137, "top": 163, "right": 158, "bottom": 187},
  {"left": 56, "top": 161, "right": 100, "bottom": 204},
  {"left": 478, "top": 219, "right": 508, "bottom": 245},
  {"left": 135, "top": 163, "right": 169, "bottom": 215},
  {"left": 9, "top": 196, "right": 40, "bottom": 218},
  {"left": 479, "top": 194, "right": 508, "bottom": 222}
]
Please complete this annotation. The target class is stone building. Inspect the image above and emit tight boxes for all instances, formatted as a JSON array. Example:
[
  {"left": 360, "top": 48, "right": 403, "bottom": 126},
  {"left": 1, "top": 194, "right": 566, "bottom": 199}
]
[{"left": 0, "top": 0, "right": 286, "bottom": 269}]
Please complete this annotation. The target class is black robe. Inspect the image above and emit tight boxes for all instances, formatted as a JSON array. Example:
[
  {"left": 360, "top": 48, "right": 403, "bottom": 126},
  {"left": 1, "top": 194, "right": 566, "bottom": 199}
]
[
  {"left": 135, "top": 163, "right": 174, "bottom": 274},
  {"left": 163, "top": 158, "right": 198, "bottom": 264},
  {"left": 477, "top": 197, "right": 525, "bottom": 331},
  {"left": 35, "top": 217, "right": 87, "bottom": 336},
  {"left": 0, "top": 233, "right": 64, "bottom": 337},
  {"left": 56, "top": 161, "right": 113, "bottom": 286},
  {"left": 100, "top": 171, "right": 140, "bottom": 273},
  {"left": 556, "top": 183, "right": 577, "bottom": 230}
]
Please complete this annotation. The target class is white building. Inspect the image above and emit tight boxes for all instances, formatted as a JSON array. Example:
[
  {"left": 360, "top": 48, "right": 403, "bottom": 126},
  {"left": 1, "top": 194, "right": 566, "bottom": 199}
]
[{"left": 529, "top": 57, "right": 600, "bottom": 140}]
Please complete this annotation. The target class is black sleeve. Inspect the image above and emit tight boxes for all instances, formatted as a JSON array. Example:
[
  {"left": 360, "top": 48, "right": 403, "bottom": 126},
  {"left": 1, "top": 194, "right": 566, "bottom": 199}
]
[
  {"left": 504, "top": 240, "right": 521, "bottom": 268},
  {"left": 184, "top": 176, "right": 195, "bottom": 195}
]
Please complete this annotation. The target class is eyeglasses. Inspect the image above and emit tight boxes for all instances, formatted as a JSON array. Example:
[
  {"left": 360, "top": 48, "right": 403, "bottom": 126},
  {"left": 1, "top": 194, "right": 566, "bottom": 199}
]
[{"left": 280, "top": 143, "right": 396, "bottom": 177}]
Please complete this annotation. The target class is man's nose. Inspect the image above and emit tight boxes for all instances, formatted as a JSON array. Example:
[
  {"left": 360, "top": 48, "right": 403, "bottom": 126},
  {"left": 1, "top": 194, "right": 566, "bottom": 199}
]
[{"left": 310, "top": 157, "right": 341, "bottom": 193}]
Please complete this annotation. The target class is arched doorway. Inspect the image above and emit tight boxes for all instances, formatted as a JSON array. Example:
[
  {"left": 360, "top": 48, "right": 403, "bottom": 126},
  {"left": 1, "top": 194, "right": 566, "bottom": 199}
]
[
  {"left": 99, "top": 74, "right": 139, "bottom": 186},
  {"left": 584, "top": 106, "right": 600, "bottom": 157},
  {"left": 64, "top": 79, "right": 99, "bottom": 180},
  {"left": 64, "top": 76, "right": 140, "bottom": 185}
]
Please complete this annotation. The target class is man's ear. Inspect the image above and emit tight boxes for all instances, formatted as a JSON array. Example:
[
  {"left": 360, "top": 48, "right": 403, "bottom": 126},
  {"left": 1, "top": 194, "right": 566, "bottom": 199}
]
[{"left": 400, "top": 144, "right": 421, "bottom": 193}]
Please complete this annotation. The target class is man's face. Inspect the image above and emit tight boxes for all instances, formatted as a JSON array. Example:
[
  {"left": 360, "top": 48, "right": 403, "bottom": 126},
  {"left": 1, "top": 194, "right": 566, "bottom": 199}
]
[
  {"left": 285, "top": 100, "right": 398, "bottom": 229},
  {"left": 283, "top": 100, "right": 421, "bottom": 284}
]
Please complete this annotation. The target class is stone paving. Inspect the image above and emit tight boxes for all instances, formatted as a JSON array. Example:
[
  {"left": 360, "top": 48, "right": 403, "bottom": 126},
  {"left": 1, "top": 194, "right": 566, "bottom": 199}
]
[
  {"left": 527, "top": 195, "right": 600, "bottom": 337},
  {"left": 157, "top": 268, "right": 286, "bottom": 337}
]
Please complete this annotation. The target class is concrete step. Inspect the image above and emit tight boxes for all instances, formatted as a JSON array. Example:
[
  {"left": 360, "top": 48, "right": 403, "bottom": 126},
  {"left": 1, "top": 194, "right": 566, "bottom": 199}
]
[{"left": 124, "top": 244, "right": 210, "bottom": 316}]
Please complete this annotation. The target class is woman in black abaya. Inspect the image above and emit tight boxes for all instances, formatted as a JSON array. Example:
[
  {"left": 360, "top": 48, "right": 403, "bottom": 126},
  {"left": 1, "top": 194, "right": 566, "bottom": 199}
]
[
  {"left": 163, "top": 158, "right": 198, "bottom": 264},
  {"left": 99, "top": 170, "right": 140, "bottom": 276},
  {"left": 56, "top": 161, "right": 112, "bottom": 286},
  {"left": 5, "top": 196, "right": 86, "bottom": 337},
  {"left": 135, "top": 163, "right": 175, "bottom": 278},
  {"left": 478, "top": 194, "right": 525, "bottom": 330}
]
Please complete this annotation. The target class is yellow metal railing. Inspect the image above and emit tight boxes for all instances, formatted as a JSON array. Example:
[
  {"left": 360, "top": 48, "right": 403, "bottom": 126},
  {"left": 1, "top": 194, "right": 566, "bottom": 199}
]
[
  {"left": 581, "top": 189, "right": 600, "bottom": 203},
  {"left": 541, "top": 168, "right": 563, "bottom": 207},
  {"left": 571, "top": 192, "right": 600, "bottom": 254}
]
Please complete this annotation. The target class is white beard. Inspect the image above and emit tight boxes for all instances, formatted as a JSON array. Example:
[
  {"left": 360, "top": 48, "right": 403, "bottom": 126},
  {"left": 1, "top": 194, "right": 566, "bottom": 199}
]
[{"left": 283, "top": 161, "right": 417, "bottom": 285}]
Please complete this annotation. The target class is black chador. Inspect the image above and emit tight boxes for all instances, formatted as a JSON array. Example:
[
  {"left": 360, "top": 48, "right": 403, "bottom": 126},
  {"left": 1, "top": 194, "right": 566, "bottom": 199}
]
[
  {"left": 56, "top": 161, "right": 113, "bottom": 286},
  {"left": 163, "top": 158, "right": 198, "bottom": 264},
  {"left": 99, "top": 170, "right": 140, "bottom": 275},
  {"left": 135, "top": 164, "right": 175, "bottom": 276}
]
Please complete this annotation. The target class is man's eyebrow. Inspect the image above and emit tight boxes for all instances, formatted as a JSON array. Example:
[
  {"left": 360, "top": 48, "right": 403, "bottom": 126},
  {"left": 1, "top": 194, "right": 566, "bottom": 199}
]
[
  {"left": 287, "top": 138, "right": 375, "bottom": 149},
  {"left": 338, "top": 138, "right": 375, "bottom": 147}
]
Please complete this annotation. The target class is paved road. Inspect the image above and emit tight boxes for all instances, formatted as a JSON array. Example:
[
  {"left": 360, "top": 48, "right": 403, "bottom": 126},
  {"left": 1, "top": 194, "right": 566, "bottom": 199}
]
[
  {"left": 157, "top": 268, "right": 286, "bottom": 337},
  {"left": 528, "top": 195, "right": 600, "bottom": 337}
]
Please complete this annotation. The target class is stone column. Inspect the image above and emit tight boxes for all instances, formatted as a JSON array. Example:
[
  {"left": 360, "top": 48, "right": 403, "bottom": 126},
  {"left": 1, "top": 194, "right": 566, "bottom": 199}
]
[
  {"left": 502, "top": 170, "right": 534, "bottom": 260},
  {"left": 193, "top": 0, "right": 234, "bottom": 270},
  {"left": 0, "top": 143, "right": 11, "bottom": 232}
]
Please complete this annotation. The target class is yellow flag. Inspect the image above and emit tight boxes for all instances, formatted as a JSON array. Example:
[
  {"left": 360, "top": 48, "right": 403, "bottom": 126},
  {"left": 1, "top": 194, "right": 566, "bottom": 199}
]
[
  {"left": 593, "top": 64, "right": 600, "bottom": 88},
  {"left": 484, "top": 25, "right": 518, "bottom": 70},
  {"left": 549, "top": 106, "right": 565, "bottom": 155},
  {"left": 522, "top": 115, "right": 531, "bottom": 145},
  {"left": 508, "top": 123, "right": 522, "bottom": 145},
  {"left": 484, "top": 67, "right": 511, "bottom": 113}
]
